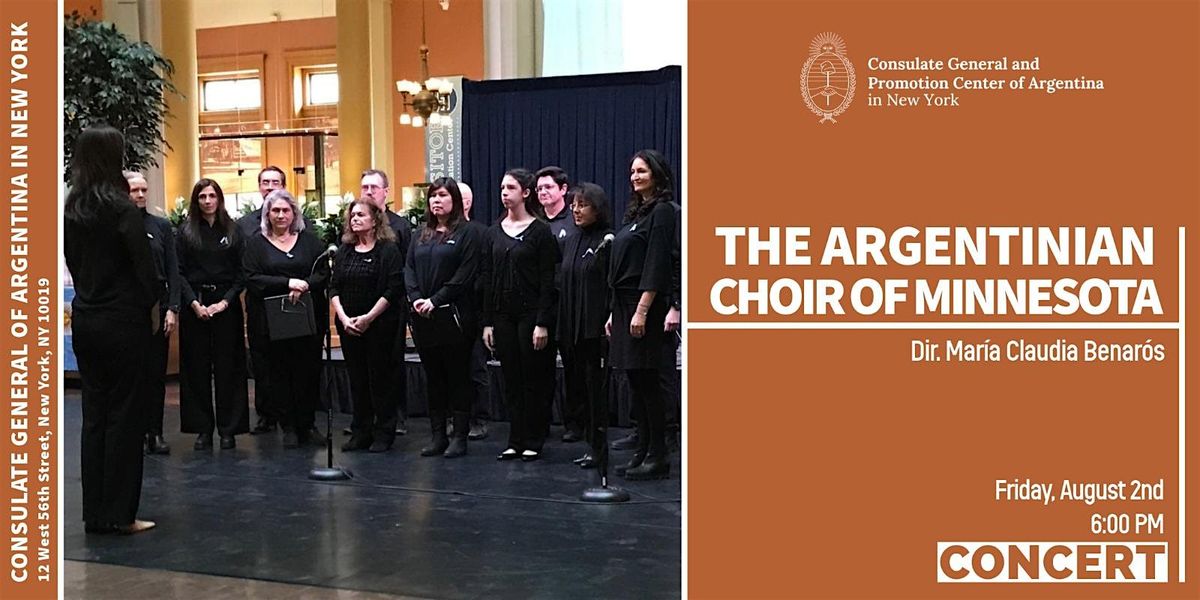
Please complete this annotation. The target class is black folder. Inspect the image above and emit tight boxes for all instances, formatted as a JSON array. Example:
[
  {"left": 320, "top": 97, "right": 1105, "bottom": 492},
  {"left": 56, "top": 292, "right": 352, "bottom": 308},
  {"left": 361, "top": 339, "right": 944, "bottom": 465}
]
[{"left": 264, "top": 292, "right": 317, "bottom": 341}]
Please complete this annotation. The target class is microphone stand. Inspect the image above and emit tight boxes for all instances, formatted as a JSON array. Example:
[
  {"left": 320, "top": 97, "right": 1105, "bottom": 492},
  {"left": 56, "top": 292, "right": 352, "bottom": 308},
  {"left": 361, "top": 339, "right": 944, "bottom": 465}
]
[
  {"left": 581, "top": 341, "right": 629, "bottom": 503},
  {"left": 310, "top": 247, "right": 352, "bottom": 481}
]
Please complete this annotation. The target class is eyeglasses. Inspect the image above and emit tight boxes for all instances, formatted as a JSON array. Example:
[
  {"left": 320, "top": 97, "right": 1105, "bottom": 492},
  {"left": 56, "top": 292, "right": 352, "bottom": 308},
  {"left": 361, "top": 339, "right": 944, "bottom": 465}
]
[{"left": 535, "top": 184, "right": 560, "bottom": 192}]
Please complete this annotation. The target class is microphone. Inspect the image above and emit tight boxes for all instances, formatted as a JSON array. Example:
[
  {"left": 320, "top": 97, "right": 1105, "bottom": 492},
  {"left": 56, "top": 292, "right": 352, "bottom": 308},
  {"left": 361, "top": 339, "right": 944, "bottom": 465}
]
[
  {"left": 310, "top": 244, "right": 338, "bottom": 275},
  {"left": 596, "top": 233, "right": 615, "bottom": 251}
]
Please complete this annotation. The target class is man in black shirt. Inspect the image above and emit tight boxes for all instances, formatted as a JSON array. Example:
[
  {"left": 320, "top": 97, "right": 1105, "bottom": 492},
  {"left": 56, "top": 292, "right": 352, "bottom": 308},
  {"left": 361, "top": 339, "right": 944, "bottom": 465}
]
[
  {"left": 241, "top": 166, "right": 288, "bottom": 434},
  {"left": 536, "top": 166, "right": 581, "bottom": 442},
  {"left": 460, "top": 182, "right": 489, "bottom": 441},
  {"left": 125, "top": 171, "right": 180, "bottom": 455},
  {"left": 535, "top": 166, "right": 578, "bottom": 246},
  {"left": 360, "top": 169, "right": 413, "bottom": 435}
]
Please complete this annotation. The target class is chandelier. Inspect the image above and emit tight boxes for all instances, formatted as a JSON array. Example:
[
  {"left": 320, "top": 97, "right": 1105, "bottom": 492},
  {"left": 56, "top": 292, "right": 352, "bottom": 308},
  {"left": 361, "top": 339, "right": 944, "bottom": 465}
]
[{"left": 395, "top": 2, "right": 452, "bottom": 128}]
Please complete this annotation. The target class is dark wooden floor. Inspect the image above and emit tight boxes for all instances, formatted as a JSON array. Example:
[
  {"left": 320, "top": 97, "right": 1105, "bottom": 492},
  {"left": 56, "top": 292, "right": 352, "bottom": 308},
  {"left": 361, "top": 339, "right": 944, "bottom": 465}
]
[{"left": 62, "top": 385, "right": 682, "bottom": 600}]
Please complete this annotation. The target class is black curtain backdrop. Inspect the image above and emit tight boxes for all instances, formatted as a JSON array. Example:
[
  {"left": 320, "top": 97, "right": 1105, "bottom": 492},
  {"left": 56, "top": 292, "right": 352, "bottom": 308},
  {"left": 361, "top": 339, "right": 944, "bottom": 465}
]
[{"left": 460, "top": 66, "right": 681, "bottom": 226}]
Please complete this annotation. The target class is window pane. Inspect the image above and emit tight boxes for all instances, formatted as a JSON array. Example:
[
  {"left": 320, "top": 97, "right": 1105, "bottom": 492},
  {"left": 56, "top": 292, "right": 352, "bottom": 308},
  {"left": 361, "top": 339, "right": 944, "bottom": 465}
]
[
  {"left": 198, "top": 138, "right": 265, "bottom": 217},
  {"left": 203, "top": 78, "right": 261, "bottom": 111},
  {"left": 307, "top": 72, "right": 338, "bottom": 105}
]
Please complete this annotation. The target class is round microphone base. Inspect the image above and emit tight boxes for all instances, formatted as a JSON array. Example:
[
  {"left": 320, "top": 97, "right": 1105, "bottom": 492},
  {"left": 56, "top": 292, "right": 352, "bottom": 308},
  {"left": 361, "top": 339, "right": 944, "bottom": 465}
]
[
  {"left": 580, "top": 486, "right": 630, "bottom": 503},
  {"left": 308, "top": 467, "right": 352, "bottom": 481}
]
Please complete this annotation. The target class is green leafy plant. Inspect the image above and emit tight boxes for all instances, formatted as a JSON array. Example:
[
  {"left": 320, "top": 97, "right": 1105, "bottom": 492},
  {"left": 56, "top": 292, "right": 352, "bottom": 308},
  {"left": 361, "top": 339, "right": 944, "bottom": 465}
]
[
  {"left": 314, "top": 198, "right": 350, "bottom": 246},
  {"left": 166, "top": 196, "right": 187, "bottom": 227},
  {"left": 404, "top": 186, "right": 429, "bottom": 229},
  {"left": 63, "top": 13, "right": 179, "bottom": 179}
]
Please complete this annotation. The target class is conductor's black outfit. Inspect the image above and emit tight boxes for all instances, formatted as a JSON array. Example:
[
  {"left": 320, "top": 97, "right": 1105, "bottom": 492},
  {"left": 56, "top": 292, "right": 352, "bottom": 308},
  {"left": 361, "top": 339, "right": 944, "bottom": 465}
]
[
  {"left": 406, "top": 224, "right": 483, "bottom": 451},
  {"left": 558, "top": 224, "right": 613, "bottom": 461},
  {"left": 330, "top": 239, "right": 405, "bottom": 447},
  {"left": 242, "top": 231, "right": 329, "bottom": 438},
  {"left": 481, "top": 220, "right": 560, "bottom": 454},
  {"left": 177, "top": 221, "right": 250, "bottom": 439},
  {"left": 608, "top": 201, "right": 674, "bottom": 477},
  {"left": 65, "top": 196, "right": 159, "bottom": 529},
  {"left": 141, "top": 210, "right": 181, "bottom": 444}
]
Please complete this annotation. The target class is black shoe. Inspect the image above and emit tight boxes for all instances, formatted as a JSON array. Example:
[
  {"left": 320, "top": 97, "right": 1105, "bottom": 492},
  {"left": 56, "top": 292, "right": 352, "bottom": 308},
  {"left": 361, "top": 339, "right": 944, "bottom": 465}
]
[
  {"left": 193, "top": 433, "right": 213, "bottom": 451},
  {"left": 623, "top": 456, "right": 670, "bottom": 480},
  {"left": 368, "top": 439, "right": 393, "bottom": 453},
  {"left": 610, "top": 430, "right": 639, "bottom": 450},
  {"left": 420, "top": 437, "right": 449, "bottom": 457},
  {"left": 219, "top": 435, "right": 236, "bottom": 450},
  {"left": 342, "top": 427, "right": 353, "bottom": 436},
  {"left": 467, "top": 421, "right": 488, "bottom": 440},
  {"left": 578, "top": 455, "right": 598, "bottom": 469},
  {"left": 520, "top": 449, "right": 541, "bottom": 462},
  {"left": 395, "top": 419, "right": 408, "bottom": 436},
  {"left": 341, "top": 435, "right": 373, "bottom": 452},
  {"left": 84, "top": 522, "right": 116, "bottom": 535},
  {"left": 282, "top": 430, "right": 300, "bottom": 448},
  {"left": 443, "top": 437, "right": 467, "bottom": 458},
  {"left": 614, "top": 451, "right": 647, "bottom": 476},
  {"left": 251, "top": 420, "right": 276, "bottom": 435},
  {"left": 146, "top": 434, "right": 170, "bottom": 455},
  {"left": 561, "top": 429, "right": 583, "bottom": 443},
  {"left": 497, "top": 448, "right": 520, "bottom": 461}
]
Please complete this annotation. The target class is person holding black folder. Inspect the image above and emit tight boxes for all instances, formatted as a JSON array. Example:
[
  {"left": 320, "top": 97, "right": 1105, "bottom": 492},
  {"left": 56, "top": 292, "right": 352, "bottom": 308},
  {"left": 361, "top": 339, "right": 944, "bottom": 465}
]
[
  {"left": 405, "top": 178, "right": 483, "bottom": 458},
  {"left": 481, "top": 169, "right": 560, "bottom": 462},
  {"left": 558, "top": 183, "right": 614, "bottom": 469},
  {"left": 242, "top": 190, "right": 329, "bottom": 448},
  {"left": 330, "top": 199, "right": 404, "bottom": 453},
  {"left": 176, "top": 179, "right": 250, "bottom": 450}
]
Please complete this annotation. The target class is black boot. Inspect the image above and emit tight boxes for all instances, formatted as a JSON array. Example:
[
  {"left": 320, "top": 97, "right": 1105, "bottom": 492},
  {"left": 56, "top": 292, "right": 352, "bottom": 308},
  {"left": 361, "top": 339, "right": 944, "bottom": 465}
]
[
  {"left": 443, "top": 412, "right": 469, "bottom": 458},
  {"left": 420, "top": 414, "right": 449, "bottom": 456},
  {"left": 146, "top": 433, "right": 170, "bottom": 455},
  {"left": 624, "top": 379, "right": 669, "bottom": 480},
  {"left": 614, "top": 415, "right": 650, "bottom": 476}
]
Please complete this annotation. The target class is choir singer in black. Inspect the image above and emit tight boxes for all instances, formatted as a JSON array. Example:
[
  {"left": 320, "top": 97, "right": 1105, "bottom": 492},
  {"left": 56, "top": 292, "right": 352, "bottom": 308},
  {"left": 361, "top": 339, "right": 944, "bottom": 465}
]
[
  {"left": 481, "top": 169, "right": 560, "bottom": 462},
  {"left": 405, "top": 178, "right": 483, "bottom": 458},
  {"left": 330, "top": 199, "right": 404, "bottom": 453},
  {"left": 608, "top": 150, "right": 676, "bottom": 480},
  {"left": 176, "top": 179, "right": 250, "bottom": 450},
  {"left": 558, "top": 183, "right": 614, "bottom": 469},
  {"left": 242, "top": 190, "right": 330, "bottom": 448}
]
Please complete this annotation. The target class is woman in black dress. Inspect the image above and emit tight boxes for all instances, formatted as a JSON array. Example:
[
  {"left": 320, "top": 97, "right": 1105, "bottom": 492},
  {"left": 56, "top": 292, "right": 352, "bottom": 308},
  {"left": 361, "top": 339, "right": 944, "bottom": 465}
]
[
  {"left": 481, "top": 169, "right": 560, "bottom": 461},
  {"left": 176, "top": 179, "right": 250, "bottom": 450},
  {"left": 242, "top": 190, "right": 329, "bottom": 448},
  {"left": 331, "top": 199, "right": 404, "bottom": 453},
  {"left": 64, "top": 125, "right": 159, "bottom": 534},
  {"left": 405, "top": 177, "right": 483, "bottom": 458},
  {"left": 558, "top": 183, "right": 614, "bottom": 468},
  {"left": 608, "top": 150, "right": 676, "bottom": 480}
]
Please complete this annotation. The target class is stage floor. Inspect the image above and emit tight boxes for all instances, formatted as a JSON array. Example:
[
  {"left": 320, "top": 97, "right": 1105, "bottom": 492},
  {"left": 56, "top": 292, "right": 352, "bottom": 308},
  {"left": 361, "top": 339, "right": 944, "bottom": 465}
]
[{"left": 62, "top": 386, "right": 682, "bottom": 599}]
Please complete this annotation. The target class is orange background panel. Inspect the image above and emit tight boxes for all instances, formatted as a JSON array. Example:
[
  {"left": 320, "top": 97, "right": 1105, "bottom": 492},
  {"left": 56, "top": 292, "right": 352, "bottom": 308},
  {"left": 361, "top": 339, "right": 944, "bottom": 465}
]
[{"left": 687, "top": 1, "right": 1199, "bottom": 597}]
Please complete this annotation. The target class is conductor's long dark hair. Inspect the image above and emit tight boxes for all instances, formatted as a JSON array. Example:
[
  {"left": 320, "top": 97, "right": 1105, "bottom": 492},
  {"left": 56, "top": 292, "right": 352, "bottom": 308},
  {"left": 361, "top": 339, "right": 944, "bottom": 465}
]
[
  {"left": 180, "top": 178, "right": 237, "bottom": 248},
  {"left": 64, "top": 125, "right": 130, "bottom": 224},
  {"left": 624, "top": 149, "right": 675, "bottom": 224}
]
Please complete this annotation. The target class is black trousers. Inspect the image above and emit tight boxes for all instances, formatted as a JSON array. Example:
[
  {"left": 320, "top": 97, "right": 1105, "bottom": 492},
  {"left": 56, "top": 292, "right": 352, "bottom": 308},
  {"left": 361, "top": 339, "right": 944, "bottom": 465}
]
[
  {"left": 627, "top": 367, "right": 666, "bottom": 457},
  {"left": 143, "top": 309, "right": 170, "bottom": 436},
  {"left": 339, "top": 318, "right": 399, "bottom": 441},
  {"left": 179, "top": 299, "right": 250, "bottom": 436},
  {"left": 417, "top": 338, "right": 474, "bottom": 419},
  {"left": 468, "top": 338, "right": 490, "bottom": 420},
  {"left": 493, "top": 312, "right": 556, "bottom": 452},
  {"left": 660, "top": 332, "right": 681, "bottom": 433},
  {"left": 265, "top": 334, "right": 322, "bottom": 432},
  {"left": 245, "top": 301, "right": 276, "bottom": 424},
  {"left": 562, "top": 337, "right": 605, "bottom": 453},
  {"left": 390, "top": 312, "right": 409, "bottom": 422},
  {"left": 74, "top": 311, "right": 151, "bottom": 526}
]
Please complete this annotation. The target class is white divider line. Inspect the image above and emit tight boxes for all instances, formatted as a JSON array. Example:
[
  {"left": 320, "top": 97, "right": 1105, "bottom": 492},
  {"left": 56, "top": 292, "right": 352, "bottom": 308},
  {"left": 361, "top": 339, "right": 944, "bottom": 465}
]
[{"left": 688, "top": 321, "right": 1181, "bottom": 330}]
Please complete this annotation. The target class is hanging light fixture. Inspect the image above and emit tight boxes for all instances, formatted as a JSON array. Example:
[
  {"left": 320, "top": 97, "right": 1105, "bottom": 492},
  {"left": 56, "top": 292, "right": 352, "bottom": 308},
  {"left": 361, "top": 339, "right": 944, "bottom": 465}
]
[{"left": 395, "top": 1, "right": 452, "bottom": 129}]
